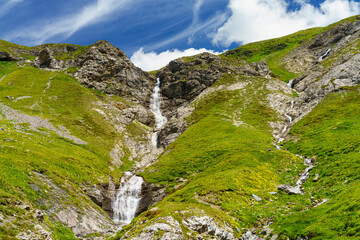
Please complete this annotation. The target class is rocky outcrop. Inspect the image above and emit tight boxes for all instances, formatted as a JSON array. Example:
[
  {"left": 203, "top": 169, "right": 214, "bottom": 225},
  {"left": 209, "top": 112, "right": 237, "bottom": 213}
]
[
  {"left": 33, "top": 47, "right": 63, "bottom": 69},
  {"left": 83, "top": 177, "right": 166, "bottom": 222},
  {"left": 122, "top": 214, "right": 235, "bottom": 240},
  {"left": 287, "top": 52, "right": 360, "bottom": 134},
  {"left": 33, "top": 172, "right": 116, "bottom": 238},
  {"left": 158, "top": 53, "right": 270, "bottom": 117},
  {"left": 156, "top": 53, "right": 271, "bottom": 148},
  {"left": 0, "top": 50, "right": 18, "bottom": 61},
  {"left": 30, "top": 41, "right": 155, "bottom": 107},
  {"left": 183, "top": 216, "right": 234, "bottom": 240},
  {"left": 75, "top": 40, "right": 154, "bottom": 105},
  {"left": 136, "top": 182, "right": 167, "bottom": 216},
  {"left": 122, "top": 216, "right": 184, "bottom": 240}
]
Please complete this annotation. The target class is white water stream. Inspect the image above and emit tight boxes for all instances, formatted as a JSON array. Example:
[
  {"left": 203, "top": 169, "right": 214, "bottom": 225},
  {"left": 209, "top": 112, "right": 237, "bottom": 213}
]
[
  {"left": 150, "top": 78, "right": 167, "bottom": 147},
  {"left": 287, "top": 79, "right": 294, "bottom": 88},
  {"left": 318, "top": 48, "right": 331, "bottom": 62},
  {"left": 112, "top": 172, "right": 143, "bottom": 225}
]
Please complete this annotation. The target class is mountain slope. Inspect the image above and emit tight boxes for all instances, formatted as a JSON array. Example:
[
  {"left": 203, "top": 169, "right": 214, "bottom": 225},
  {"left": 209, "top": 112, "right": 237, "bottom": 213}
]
[
  {"left": 0, "top": 15, "right": 359, "bottom": 240},
  {"left": 0, "top": 42, "right": 158, "bottom": 239},
  {"left": 114, "top": 15, "right": 360, "bottom": 240}
]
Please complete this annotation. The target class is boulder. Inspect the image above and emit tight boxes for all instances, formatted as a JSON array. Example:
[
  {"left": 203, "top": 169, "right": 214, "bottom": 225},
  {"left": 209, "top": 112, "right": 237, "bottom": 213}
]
[
  {"left": 33, "top": 47, "right": 63, "bottom": 69},
  {"left": 0, "top": 51, "right": 18, "bottom": 61},
  {"left": 277, "top": 184, "right": 302, "bottom": 195}
]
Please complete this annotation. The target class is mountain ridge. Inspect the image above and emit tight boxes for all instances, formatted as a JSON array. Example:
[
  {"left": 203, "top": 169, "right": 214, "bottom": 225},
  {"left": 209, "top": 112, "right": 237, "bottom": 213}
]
[{"left": 0, "top": 15, "right": 359, "bottom": 240}]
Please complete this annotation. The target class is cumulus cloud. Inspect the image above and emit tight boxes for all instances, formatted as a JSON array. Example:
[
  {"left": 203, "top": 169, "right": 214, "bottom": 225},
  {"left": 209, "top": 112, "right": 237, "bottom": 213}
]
[
  {"left": 130, "top": 47, "right": 223, "bottom": 71},
  {"left": 5, "top": 0, "right": 134, "bottom": 45},
  {"left": 213, "top": 0, "right": 360, "bottom": 46},
  {"left": 0, "top": 0, "right": 23, "bottom": 17}
]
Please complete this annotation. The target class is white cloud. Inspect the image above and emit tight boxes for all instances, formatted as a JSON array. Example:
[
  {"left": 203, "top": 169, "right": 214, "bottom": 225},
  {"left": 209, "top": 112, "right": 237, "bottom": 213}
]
[
  {"left": 213, "top": 0, "right": 360, "bottom": 47},
  {"left": 130, "top": 47, "right": 223, "bottom": 71},
  {"left": 5, "top": 0, "right": 134, "bottom": 45},
  {"left": 188, "top": 0, "right": 204, "bottom": 44},
  {"left": 0, "top": 0, "right": 23, "bottom": 17},
  {"left": 148, "top": 12, "right": 228, "bottom": 51}
]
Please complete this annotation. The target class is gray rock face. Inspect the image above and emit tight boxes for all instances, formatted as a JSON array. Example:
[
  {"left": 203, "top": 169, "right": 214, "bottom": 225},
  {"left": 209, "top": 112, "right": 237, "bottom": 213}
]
[
  {"left": 33, "top": 172, "right": 116, "bottom": 238},
  {"left": 75, "top": 40, "right": 154, "bottom": 106},
  {"left": 277, "top": 184, "right": 302, "bottom": 195},
  {"left": 158, "top": 52, "right": 269, "bottom": 117},
  {"left": 156, "top": 52, "right": 271, "bottom": 148},
  {"left": 289, "top": 52, "right": 360, "bottom": 130},
  {"left": 0, "top": 50, "right": 18, "bottom": 61},
  {"left": 136, "top": 182, "right": 167, "bottom": 217},
  {"left": 157, "top": 117, "right": 188, "bottom": 148},
  {"left": 33, "top": 47, "right": 63, "bottom": 69},
  {"left": 183, "top": 216, "right": 234, "bottom": 240},
  {"left": 123, "top": 216, "right": 184, "bottom": 240}
]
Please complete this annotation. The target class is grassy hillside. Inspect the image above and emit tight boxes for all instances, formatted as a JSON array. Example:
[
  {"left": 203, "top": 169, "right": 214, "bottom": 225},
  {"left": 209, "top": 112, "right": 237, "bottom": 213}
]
[
  {"left": 275, "top": 86, "right": 360, "bottom": 239},
  {"left": 1, "top": 15, "right": 360, "bottom": 240},
  {"left": 0, "top": 60, "right": 143, "bottom": 238},
  {"left": 224, "top": 15, "right": 360, "bottom": 82},
  {"left": 115, "top": 15, "right": 360, "bottom": 239},
  {"left": 115, "top": 74, "right": 312, "bottom": 239}
]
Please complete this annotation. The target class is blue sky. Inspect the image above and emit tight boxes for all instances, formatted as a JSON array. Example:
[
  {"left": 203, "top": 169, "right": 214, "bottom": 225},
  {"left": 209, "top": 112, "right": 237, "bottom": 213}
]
[{"left": 1, "top": 0, "right": 359, "bottom": 70}]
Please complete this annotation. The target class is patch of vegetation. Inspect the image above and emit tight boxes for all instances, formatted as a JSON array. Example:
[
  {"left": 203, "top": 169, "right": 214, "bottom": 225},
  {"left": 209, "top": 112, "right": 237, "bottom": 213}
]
[
  {"left": 0, "top": 61, "right": 143, "bottom": 237},
  {"left": 223, "top": 27, "right": 323, "bottom": 81},
  {"left": 50, "top": 221, "right": 77, "bottom": 240},
  {"left": 223, "top": 15, "right": 360, "bottom": 82},
  {"left": 139, "top": 77, "right": 307, "bottom": 235},
  {"left": 0, "top": 40, "right": 33, "bottom": 60},
  {"left": 274, "top": 85, "right": 360, "bottom": 239}
]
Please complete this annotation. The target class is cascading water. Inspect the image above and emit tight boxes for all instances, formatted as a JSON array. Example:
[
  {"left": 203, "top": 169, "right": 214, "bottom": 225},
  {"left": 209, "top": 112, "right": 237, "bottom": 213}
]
[
  {"left": 112, "top": 172, "right": 143, "bottom": 225},
  {"left": 287, "top": 79, "right": 294, "bottom": 88},
  {"left": 150, "top": 78, "right": 167, "bottom": 147},
  {"left": 318, "top": 48, "right": 331, "bottom": 62}
]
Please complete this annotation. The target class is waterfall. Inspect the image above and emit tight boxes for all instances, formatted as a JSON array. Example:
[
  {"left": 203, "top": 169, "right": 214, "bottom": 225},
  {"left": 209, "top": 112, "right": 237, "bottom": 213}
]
[
  {"left": 318, "top": 48, "right": 331, "bottom": 62},
  {"left": 150, "top": 78, "right": 167, "bottom": 147},
  {"left": 112, "top": 172, "right": 143, "bottom": 225},
  {"left": 287, "top": 79, "right": 294, "bottom": 88}
]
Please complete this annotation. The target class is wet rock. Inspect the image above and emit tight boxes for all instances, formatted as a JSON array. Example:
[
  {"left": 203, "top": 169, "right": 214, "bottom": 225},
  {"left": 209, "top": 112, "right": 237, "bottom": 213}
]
[
  {"left": 157, "top": 118, "right": 188, "bottom": 148},
  {"left": 137, "top": 182, "right": 166, "bottom": 216},
  {"left": 84, "top": 184, "right": 105, "bottom": 207}
]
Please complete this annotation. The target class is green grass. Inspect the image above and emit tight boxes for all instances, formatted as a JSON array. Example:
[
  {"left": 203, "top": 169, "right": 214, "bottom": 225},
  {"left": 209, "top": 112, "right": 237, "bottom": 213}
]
[
  {"left": 223, "top": 27, "right": 324, "bottom": 81},
  {"left": 136, "top": 76, "right": 307, "bottom": 237},
  {"left": 223, "top": 15, "right": 360, "bottom": 82},
  {"left": 34, "top": 43, "right": 90, "bottom": 61},
  {"left": 0, "top": 61, "right": 145, "bottom": 238},
  {"left": 274, "top": 86, "right": 360, "bottom": 239},
  {"left": 1, "top": 39, "right": 89, "bottom": 62}
]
